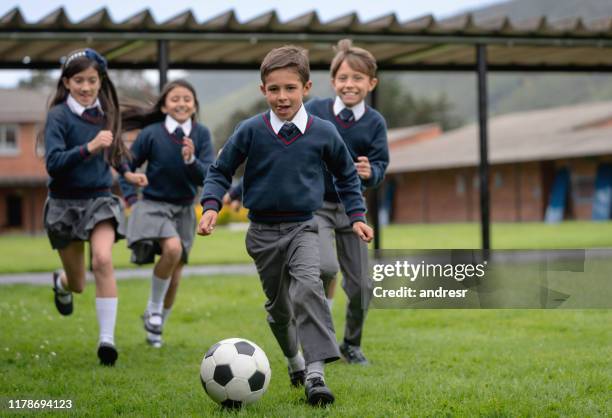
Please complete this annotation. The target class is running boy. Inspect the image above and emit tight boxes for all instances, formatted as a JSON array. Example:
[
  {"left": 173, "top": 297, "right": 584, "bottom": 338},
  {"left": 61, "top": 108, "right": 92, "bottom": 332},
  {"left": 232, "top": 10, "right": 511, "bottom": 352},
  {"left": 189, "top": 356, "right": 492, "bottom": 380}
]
[
  {"left": 305, "top": 39, "right": 389, "bottom": 365},
  {"left": 197, "top": 45, "right": 373, "bottom": 406}
]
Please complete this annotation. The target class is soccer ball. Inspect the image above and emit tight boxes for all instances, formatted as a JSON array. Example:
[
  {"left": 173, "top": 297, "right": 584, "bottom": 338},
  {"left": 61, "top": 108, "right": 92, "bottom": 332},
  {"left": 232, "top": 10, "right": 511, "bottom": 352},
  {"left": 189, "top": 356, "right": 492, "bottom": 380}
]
[{"left": 200, "top": 338, "right": 271, "bottom": 408}]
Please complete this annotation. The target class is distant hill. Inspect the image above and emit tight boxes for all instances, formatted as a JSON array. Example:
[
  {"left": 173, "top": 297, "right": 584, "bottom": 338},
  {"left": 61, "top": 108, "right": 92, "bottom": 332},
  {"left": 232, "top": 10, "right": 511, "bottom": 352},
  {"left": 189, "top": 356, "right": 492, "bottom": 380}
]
[
  {"left": 390, "top": 0, "right": 612, "bottom": 126},
  {"left": 189, "top": 71, "right": 334, "bottom": 135},
  {"left": 189, "top": 0, "right": 612, "bottom": 134},
  {"left": 466, "top": 0, "right": 612, "bottom": 22}
]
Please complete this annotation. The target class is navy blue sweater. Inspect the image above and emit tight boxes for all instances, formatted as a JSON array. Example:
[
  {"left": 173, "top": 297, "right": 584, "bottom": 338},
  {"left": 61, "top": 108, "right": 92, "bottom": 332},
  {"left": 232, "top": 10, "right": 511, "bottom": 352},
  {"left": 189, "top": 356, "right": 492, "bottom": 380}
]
[
  {"left": 44, "top": 103, "right": 113, "bottom": 199},
  {"left": 305, "top": 97, "right": 389, "bottom": 202},
  {"left": 120, "top": 122, "right": 215, "bottom": 205},
  {"left": 201, "top": 111, "right": 366, "bottom": 224}
]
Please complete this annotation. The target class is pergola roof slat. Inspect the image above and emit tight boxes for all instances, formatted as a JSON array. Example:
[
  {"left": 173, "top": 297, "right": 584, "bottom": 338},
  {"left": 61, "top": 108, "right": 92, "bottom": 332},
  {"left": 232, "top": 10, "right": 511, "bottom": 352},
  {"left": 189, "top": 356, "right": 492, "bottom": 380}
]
[
  {"left": 77, "top": 8, "right": 113, "bottom": 28},
  {"left": 0, "top": 7, "right": 25, "bottom": 28},
  {"left": 161, "top": 10, "right": 199, "bottom": 30},
  {"left": 1, "top": 8, "right": 611, "bottom": 71},
  {"left": 200, "top": 10, "right": 239, "bottom": 31}
]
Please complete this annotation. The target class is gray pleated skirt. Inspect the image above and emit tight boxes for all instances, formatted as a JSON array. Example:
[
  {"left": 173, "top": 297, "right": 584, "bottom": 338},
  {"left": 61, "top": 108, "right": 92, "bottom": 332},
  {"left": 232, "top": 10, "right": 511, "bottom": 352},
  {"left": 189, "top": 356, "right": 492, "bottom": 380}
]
[
  {"left": 126, "top": 199, "right": 196, "bottom": 265},
  {"left": 43, "top": 195, "right": 126, "bottom": 250}
]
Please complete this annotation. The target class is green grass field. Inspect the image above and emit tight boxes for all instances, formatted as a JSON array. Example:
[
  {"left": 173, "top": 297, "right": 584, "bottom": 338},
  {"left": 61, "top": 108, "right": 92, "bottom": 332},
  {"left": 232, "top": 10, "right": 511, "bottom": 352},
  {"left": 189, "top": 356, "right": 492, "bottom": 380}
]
[
  {"left": 2, "top": 222, "right": 611, "bottom": 416},
  {"left": 2, "top": 221, "right": 612, "bottom": 274},
  {"left": 1, "top": 276, "right": 610, "bottom": 417}
]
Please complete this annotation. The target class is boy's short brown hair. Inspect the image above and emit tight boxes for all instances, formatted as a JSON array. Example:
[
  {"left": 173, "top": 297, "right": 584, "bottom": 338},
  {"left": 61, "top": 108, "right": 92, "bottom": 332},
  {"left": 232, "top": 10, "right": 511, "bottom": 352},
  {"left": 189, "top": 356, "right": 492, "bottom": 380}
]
[
  {"left": 330, "top": 39, "right": 377, "bottom": 79},
  {"left": 260, "top": 45, "right": 310, "bottom": 85}
]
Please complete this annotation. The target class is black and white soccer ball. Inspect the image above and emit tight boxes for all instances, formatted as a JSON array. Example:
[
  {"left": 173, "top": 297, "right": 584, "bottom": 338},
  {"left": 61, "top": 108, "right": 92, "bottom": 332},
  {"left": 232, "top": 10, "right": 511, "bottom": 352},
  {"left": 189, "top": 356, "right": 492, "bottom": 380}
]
[{"left": 200, "top": 338, "right": 271, "bottom": 408}]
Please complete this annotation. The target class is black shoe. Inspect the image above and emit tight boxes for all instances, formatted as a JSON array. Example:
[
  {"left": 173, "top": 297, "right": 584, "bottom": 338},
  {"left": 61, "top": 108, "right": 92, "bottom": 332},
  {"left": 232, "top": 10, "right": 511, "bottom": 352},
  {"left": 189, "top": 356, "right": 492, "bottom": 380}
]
[
  {"left": 288, "top": 368, "right": 306, "bottom": 387},
  {"left": 142, "top": 310, "right": 163, "bottom": 335},
  {"left": 52, "top": 271, "right": 73, "bottom": 316},
  {"left": 339, "top": 342, "right": 369, "bottom": 365},
  {"left": 305, "top": 376, "right": 334, "bottom": 406},
  {"left": 97, "top": 342, "right": 118, "bottom": 366}
]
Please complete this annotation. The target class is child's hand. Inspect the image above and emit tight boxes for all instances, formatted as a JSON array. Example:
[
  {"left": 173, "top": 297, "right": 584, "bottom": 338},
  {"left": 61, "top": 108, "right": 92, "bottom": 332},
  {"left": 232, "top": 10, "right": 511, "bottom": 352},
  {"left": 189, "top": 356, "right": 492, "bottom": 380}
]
[
  {"left": 87, "top": 130, "right": 113, "bottom": 154},
  {"left": 355, "top": 156, "right": 372, "bottom": 180},
  {"left": 197, "top": 210, "right": 218, "bottom": 236},
  {"left": 182, "top": 137, "right": 195, "bottom": 163},
  {"left": 352, "top": 221, "right": 373, "bottom": 243},
  {"left": 124, "top": 172, "right": 148, "bottom": 187}
]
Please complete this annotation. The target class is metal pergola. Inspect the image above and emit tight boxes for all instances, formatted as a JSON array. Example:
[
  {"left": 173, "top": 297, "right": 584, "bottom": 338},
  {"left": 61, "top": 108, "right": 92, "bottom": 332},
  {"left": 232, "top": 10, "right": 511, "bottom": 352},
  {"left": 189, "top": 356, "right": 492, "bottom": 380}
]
[{"left": 3, "top": 7, "right": 612, "bottom": 249}]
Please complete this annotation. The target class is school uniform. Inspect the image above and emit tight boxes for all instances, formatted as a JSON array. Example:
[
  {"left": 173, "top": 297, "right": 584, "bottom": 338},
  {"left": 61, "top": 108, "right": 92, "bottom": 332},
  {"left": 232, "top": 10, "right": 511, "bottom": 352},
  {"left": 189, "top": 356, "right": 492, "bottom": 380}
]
[
  {"left": 43, "top": 95, "right": 125, "bottom": 249},
  {"left": 305, "top": 96, "right": 389, "bottom": 347},
  {"left": 201, "top": 105, "right": 366, "bottom": 364},
  {"left": 119, "top": 116, "right": 214, "bottom": 264}
]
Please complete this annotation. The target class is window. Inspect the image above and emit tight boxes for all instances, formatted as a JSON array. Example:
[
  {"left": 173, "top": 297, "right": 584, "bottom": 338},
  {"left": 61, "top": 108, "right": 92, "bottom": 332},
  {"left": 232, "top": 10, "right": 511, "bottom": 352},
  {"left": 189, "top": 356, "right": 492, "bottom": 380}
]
[
  {"left": 0, "top": 124, "right": 19, "bottom": 155},
  {"left": 6, "top": 195, "right": 23, "bottom": 227},
  {"left": 494, "top": 172, "right": 503, "bottom": 189},
  {"left": 456, "top": 174, "right": 466, "bottom": 195},
  {"left": 572, "top": 175, "right": 595, "bottom": 204}
]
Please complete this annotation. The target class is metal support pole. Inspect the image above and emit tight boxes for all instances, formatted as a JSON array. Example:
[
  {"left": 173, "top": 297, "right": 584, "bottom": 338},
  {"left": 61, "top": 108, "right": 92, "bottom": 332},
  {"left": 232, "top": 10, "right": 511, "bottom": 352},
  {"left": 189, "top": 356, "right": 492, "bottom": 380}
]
[
  {"left": 368, "top": 88, "right": 381, "bottom": 251},
  {"left": 158, "top": 40, "right": 169, "bottom": 91},
  {"left": 476, "top": 44, "right": 491, "bottom": 251}
]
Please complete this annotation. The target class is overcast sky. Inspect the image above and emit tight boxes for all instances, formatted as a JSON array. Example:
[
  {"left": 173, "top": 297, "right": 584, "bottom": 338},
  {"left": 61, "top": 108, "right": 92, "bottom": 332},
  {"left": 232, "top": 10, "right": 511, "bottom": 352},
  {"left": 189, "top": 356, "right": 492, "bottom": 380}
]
[
  {"left": 1, "top": 0, "right": 503, "bottom": 22},
  {"left": 0, "top": 0, "right": 504, "bottom": 86}
]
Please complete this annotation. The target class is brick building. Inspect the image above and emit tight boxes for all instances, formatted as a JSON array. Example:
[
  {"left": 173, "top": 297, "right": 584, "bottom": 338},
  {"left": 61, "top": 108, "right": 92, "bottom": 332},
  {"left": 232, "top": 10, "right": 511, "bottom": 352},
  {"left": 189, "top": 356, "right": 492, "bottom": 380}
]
[
  {"left": 386, "top": 101, "right": 612, "bottom": 223},
  {"left": 0, "top": 89, "right": 48, "bottom": 233}
]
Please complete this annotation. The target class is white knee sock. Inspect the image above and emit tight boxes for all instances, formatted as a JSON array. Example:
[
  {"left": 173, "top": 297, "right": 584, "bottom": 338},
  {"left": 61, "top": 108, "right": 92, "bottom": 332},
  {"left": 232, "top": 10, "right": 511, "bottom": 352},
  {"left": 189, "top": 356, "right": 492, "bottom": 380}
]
[
  {"left": 326, "top": 298, "right": 334, "bottom": 310},
  {"left": 147, "top": 274, "right": 170, "bottom": 314},
  {"left": 96, "top": 297, "right": 117, "bottom": 345},
  {"left": 55, "top": 273, "right": 71, "bottom": 304}
]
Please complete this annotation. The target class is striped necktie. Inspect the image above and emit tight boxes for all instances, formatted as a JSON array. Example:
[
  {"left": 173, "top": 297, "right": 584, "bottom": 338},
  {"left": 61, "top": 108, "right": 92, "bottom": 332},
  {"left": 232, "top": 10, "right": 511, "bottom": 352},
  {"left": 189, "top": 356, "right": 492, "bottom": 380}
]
[
  {"left": 339, "top": 108, "right": 355, "bottom": 123},
  {"left": 279, "top": 122, "right": 299, "bottom": 141}
]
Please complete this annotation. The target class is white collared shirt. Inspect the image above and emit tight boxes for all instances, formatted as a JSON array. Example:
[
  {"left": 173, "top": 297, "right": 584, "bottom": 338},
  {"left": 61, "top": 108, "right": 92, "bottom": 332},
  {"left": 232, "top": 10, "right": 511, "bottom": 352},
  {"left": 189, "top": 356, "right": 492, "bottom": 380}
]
[
  {"left": 165, "top": 115, "right": 192, "bottom": 137},
  {"left": 66, "top": 94, "right": 103, "bottom": 116},
  {"left": 269, "top": 104, "right": 308, "bottom": 134},
  {"left": 333, "top": 96, "right": 365, "bottom": 121}
]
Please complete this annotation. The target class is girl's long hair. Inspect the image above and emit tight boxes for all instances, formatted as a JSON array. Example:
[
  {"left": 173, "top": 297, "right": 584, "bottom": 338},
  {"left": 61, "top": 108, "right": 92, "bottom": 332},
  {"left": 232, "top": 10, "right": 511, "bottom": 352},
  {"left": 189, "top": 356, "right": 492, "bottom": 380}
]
[
  {"left": 38, "top": 48, "right": 130, "bottom": 168},
  {"left": 121, "top": 79, "right": 199, "bottom": 132}
]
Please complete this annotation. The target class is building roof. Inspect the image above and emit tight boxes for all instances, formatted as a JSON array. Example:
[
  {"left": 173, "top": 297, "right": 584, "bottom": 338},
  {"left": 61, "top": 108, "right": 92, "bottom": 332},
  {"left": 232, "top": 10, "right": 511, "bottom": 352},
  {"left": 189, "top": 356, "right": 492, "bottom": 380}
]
[
  {"left": 0, "top": 89, "right": 48, "bottom": 123},
  {"left": 388, "top": 124, "right": 440, "bottom": 143},
  {"left": 388, "top": 101, "right": 612, "bottom": 173},
  {"left": 1, "top": 7, "right": 612, "bottom": 71}
]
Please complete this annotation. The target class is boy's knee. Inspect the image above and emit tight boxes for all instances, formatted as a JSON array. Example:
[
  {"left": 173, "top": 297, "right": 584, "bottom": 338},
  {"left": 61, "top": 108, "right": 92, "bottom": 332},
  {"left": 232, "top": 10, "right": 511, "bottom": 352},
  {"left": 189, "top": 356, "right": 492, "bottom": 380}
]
[
  {"left": 162, "top": 239, "right": 183, "bottom": 261},
  {"left": 320, "top": 262, "right": 339, "bottom": 282},
  {"left": 266, "top": 312, "right": 292, "bottom": 327}
]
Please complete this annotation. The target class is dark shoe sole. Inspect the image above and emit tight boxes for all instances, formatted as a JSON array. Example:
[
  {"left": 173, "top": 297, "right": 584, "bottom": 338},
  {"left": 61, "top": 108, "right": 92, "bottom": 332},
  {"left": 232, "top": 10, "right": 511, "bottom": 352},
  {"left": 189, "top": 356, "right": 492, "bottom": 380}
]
[
  {"left": 97, "top": 344, "right": 118, "bottom": 366},
  {"left": 307, "top": 389, "right": 335, "bottom": 406}
]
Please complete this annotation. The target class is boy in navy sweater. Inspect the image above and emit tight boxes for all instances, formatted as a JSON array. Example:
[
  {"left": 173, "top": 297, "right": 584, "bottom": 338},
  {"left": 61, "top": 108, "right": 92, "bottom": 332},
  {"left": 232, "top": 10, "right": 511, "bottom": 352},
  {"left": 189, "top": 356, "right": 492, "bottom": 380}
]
[
  {"left": 198, "top": 45, "right": 373, "bottom": 406},
  {"left": 305, "top": 39, "right": 389, "bottom": 365}
]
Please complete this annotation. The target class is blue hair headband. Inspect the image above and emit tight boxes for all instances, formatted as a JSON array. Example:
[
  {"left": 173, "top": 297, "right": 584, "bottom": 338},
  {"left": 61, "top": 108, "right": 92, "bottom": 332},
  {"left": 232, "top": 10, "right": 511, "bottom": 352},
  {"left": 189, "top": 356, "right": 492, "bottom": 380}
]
[{"left": 64, "top": 48, "right": 108, "bottom": 71}]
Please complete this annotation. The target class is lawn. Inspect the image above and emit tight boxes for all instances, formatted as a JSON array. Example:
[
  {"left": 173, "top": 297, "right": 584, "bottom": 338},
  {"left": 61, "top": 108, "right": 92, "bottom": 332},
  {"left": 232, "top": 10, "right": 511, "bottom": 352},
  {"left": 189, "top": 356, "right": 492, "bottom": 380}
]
[
  {"left": 2, "top": 221, "right": 612, "bottom": 274},
  {"left": 1, "top": 276, "right": 610, "bottom": 417}
]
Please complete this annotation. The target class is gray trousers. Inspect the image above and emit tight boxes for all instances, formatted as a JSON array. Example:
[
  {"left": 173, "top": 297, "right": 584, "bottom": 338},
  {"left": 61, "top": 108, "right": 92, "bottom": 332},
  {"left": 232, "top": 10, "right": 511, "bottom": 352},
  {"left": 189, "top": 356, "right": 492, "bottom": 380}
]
[
  {"left": 245, "top": 219, "right": 340, "bottom": 364},
  {"left": 315, "top": 201, "right": 371, "bottom": 346}
]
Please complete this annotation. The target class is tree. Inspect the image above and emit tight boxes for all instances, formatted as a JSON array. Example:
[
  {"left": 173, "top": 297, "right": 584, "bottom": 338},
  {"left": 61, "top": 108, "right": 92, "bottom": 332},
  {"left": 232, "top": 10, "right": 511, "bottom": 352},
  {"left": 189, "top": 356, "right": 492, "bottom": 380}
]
[
  {"left": 17, "top": 70, "right": 156, "bottom": 103},
  {"left": 377, "top": 75, "right": 462, "bottom": 130},
  {"left": 213, "top": 99, "right": 269, "bottom": 151}
]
